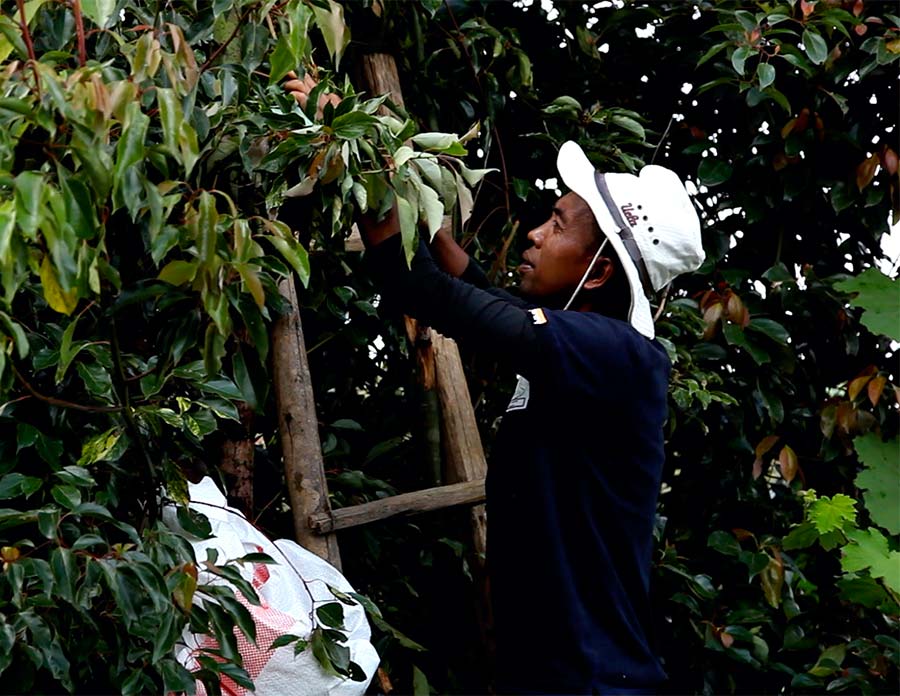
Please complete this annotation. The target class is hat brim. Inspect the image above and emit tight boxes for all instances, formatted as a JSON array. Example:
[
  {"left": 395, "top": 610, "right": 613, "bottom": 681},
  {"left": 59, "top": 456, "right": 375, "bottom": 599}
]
[{"left": 556, "top": 141, "right": 655, "bottom": 339}]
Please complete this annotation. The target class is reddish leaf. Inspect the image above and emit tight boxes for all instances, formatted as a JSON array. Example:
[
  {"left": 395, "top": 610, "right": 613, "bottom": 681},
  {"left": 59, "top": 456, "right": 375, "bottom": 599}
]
[
  {"left": 726, "top": 292, "right": 745, "bottom": 324},
  {"left": 882, "top": 147, "right": 898, "bottom": 176},
  {"left": 780, "top": 118, "right": 797, "bottom": 140},
  {"left": 813, "top": 114, "right": 825, "bottom": 141},
  {"left": 836, "top": 402, "right": 857, "bottom": 434},
  {"left": 755, "top": 435, "right": 780, "bottom": 458},
  {"left": 854, "top": 23, "right": 868, "bottom": 36},
  {"left": 703, "top": 302, "right": 724, "bottom": 326},
  {"left": 848, "top": 374, "right": 873, "bottom": 401},
  {"left": 753, "top": 457, "right": 764, "bottom": 479},
  {"left": 699, "top": 289, "right": 717, "bottom": 310},
  {"left": 852, "top": 0, "right": 864, "bottom": 17},
  {"left": 732, "top": 528, "right": 754, "bottom": 541},
  {"left": 867, "top": 375, "right": 886, "bottom": 406},
  {"left": 760, "top": 551, "right": 785, "bottom": 608},
  {"left": 779, "top": 445, "right": 798, "bottom": 483},
  {"left": 800, "top": 0, "right": 816, "bottom": 18},
  {"left": 720, "top": 631, "right": 735, "bottom": 648},
  {"left": 856, "top": 153, "right": 880, "bottom": 191}
]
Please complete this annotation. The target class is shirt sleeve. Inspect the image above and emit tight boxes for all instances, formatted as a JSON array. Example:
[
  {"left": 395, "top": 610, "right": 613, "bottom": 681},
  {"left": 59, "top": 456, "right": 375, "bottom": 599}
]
[
  {"left": 365, "top": 235, "right": 543, "bottom": 376},
  {"left": 458, "top": 256, "right": 535, "bottom": 309}
]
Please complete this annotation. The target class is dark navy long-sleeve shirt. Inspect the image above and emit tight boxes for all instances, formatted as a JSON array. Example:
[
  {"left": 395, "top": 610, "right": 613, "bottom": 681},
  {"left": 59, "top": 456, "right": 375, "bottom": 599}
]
[{"left": 366, "top": 236, "right": 670, "bottom": 694}]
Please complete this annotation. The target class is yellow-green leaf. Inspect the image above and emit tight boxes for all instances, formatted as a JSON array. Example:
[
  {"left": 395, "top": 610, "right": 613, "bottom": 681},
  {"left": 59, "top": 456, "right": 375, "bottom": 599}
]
[{"left": 40, "top": 256, "right": 77, "bottom": 315}]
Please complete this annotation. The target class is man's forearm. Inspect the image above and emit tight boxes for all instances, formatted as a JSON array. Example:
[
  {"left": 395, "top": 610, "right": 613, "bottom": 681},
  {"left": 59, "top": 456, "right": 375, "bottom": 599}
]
[
  {"left": 360, "top": 207, "right": 470, "bottom": 278},
  {"left": 428, "top": 225, "right": 470, "bottom": 278}
]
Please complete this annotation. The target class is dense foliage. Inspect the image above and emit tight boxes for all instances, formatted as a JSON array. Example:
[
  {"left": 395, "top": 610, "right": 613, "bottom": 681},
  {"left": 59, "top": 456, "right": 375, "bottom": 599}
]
[{"left": 0, "top": 0, "right": 897, "bottom": 694}]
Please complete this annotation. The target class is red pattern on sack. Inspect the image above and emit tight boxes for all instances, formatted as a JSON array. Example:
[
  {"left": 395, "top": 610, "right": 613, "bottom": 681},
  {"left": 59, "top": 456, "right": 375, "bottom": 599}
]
[{"left": 189, "top": 550, "right": 298, "bottom": 696}]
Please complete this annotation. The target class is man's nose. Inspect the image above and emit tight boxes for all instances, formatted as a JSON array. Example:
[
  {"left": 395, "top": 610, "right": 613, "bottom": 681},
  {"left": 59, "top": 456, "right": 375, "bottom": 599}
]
[{"left": 527, "top": 224, "right": 543, "bottom": 246}]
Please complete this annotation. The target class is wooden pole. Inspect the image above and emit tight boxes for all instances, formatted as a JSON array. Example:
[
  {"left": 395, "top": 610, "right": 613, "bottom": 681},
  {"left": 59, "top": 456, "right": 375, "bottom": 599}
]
[
  {"left": 433, "top": 334, "right": 488, "bottom": 559},
  {"left": 272, "top": 277, "right": 342, "bottom": 569}
]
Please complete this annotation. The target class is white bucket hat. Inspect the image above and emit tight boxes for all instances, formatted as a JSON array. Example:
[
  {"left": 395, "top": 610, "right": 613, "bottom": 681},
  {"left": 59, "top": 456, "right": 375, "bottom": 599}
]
[{"left": 556, "top": 141, "right": 705, "bottom": 339}]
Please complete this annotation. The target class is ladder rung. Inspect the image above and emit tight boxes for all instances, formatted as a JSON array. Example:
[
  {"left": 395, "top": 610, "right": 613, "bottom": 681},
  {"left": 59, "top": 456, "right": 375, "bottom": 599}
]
[{"left": 309, "top": 479, "right": 486, "bottom": 534}]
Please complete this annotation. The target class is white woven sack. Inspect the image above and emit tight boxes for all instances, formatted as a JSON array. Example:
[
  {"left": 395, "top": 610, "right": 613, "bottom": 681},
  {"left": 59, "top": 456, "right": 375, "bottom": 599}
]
[{"left": 163, "top": 477, "right": 379, "bottom": 696}]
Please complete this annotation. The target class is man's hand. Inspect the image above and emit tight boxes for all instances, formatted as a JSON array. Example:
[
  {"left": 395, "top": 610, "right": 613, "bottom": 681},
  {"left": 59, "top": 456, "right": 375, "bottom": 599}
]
[
  {"left": 283, "top": 70, "right": 341, "bottom": 119},
  {"left": 428, "top": 219, "right": 469, "bottom": 277}
]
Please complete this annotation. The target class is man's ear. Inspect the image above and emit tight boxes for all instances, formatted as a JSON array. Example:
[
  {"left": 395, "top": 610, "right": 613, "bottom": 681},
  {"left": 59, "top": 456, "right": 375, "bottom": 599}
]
[{"left": 583, "top": 257, "right": 614, "bottom": 291}]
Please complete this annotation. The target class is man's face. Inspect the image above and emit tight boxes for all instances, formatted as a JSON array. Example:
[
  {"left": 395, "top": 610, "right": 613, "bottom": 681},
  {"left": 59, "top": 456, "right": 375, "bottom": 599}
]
[{"left": 518, "top": 192, "right": 598, "bottom": 302}]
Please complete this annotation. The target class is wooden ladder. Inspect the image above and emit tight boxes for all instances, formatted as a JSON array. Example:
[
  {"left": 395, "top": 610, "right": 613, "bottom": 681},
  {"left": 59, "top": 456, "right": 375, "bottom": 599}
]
[{"left": 269, "top": 52, "right": 493, "bottom": 671}]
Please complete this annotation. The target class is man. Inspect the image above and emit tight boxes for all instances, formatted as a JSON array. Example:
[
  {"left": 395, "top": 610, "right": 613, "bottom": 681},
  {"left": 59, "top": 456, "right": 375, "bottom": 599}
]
[{"left": 288, "top": 78, "right": 704, "bottom": 694}]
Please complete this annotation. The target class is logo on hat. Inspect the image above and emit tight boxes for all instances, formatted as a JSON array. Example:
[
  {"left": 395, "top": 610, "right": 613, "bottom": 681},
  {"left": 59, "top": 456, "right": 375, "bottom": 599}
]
[{"left": 620, "top": 203, "right": 639, "bottom": 228}]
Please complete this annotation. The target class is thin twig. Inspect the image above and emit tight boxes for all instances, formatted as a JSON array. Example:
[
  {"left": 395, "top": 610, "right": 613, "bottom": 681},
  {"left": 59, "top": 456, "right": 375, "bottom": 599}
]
[
  {"left": 651, "top": 113, "right": 675, "bottom": 165},
  {"left": 12, "top": 365, "right": 122, "bottom": 412},
  {"left": 200, "top": 5, "right": 258, "bottom": 74},
  {"left": 653, "top": 284, "right": 671, "bottom": 322},
  {"left": 72, "top": 0, "right": 87, "bottom": 67},
  {"left": 15, "top": 0, "right": 40, "bottom": 93}
]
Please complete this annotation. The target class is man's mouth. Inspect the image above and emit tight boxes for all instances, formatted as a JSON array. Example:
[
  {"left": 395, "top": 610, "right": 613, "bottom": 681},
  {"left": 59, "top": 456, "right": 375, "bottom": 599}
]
[{"left": 518, "top": 254, "right": 535, "bottom": 274}]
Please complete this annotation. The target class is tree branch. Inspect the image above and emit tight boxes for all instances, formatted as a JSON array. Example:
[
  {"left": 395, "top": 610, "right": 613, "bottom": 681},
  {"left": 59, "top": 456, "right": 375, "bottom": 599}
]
[
  {"left": 72, "top": 0, "right": 87, "bottom": 67},
  {"left": 12, "top": 365, "right": 122, "bottom": 412}
]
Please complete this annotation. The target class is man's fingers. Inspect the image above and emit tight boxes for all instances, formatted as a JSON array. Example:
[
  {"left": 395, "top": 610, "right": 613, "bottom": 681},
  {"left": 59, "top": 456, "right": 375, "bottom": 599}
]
[{"left": 283, "top": 79, "right": 307, "bottom": 93}]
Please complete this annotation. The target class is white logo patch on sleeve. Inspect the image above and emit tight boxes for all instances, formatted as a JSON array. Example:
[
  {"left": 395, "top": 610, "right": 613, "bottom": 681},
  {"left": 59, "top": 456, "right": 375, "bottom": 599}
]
[
  {"left": 506, "top": 374, "right": 531, "bottom": 412},
  {"left": 529, "top": 308, "right": 548, "bottom": 325}
]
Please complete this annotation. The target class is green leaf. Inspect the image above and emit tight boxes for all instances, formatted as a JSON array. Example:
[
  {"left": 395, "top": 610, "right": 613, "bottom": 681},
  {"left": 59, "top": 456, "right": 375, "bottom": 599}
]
[
  {"left": 783, "top": 522, "right": 819, "bottom": 550},
  {"left": 698, "top": 159, "right": 733, "bottom": 186},
  {"left": 708, "top": 530, "right": 741, "bottom": 556},
  {"left": 731, "top": 46, "right": 752, "bottom": 75},
  {"left": 834, "top": 268, "right": 900, "bottom": 341},
  {"left": 113, "top": 103, "right": 149, "bottom": 199},
  {"left": 78, "top": 428, "right": 123, "bottom": 466},
  {"left": 14, "top": 170, "right": 44, "bottom": 239},
  {"left": 837, "top": 575, "right": 888, "bottom": 608},
  {"left": 411, "top": 132, "right": 467, "bottom": 155},
  {"left": 269, "top": 35, "right": 297, "bottom": 86},
  {"left": 156, "top": 88, "right": 182, "bottom": 156},
  {"left": 697, "top": 41, "right": 729, "bottom": 67},
  {"left": 270, "top": 633, "right": 302, "bottom": 650},
  {"left": 802, "top": 28, "right": 828, "bottom": 65},
  {"left": 842, "top": 528, "right": 900, "bottom": 593},
  {"left": 265, "top": 235, "right": 310, "bottom": 287},
  {"left": 311, "top": 0, "right": 350, "bottom": 69},
  {"left": 746, "top": 318, "right": 789, "bottom": 345},
  {"left": 310, "top": 627, "right": 340, "bottom": 676},
  {"left": 413, "top": 665, "right": 432, "bottom": 696},
  {"left": 331, "top": 112, "right": 377, "bottom": 139},
  {"left": 81, "top": 0, "right": 116, "bottom": 28},
  {"left": 316, "top": 602, "right": 345, "bottom": 629},
  {"left": 853, "top": 434, "right": 900, "bottom": 534},
  {"left": 808, "top": 494, "right": 856, "bottom": 534},
  {"left": 397, "top": 195, "right": 417, "bottom": 266},
  {"left": 808, "top": 644, "right": 845, "bottom": 677},
  {"left": 757, "top": 62, "right": 775, "bottom": 90},
  {"left": 611, "top": 115, "right": 646, "bottom": 140},
  {"left": 158, "top": 260, "right": 198, "bottom": 286}
]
